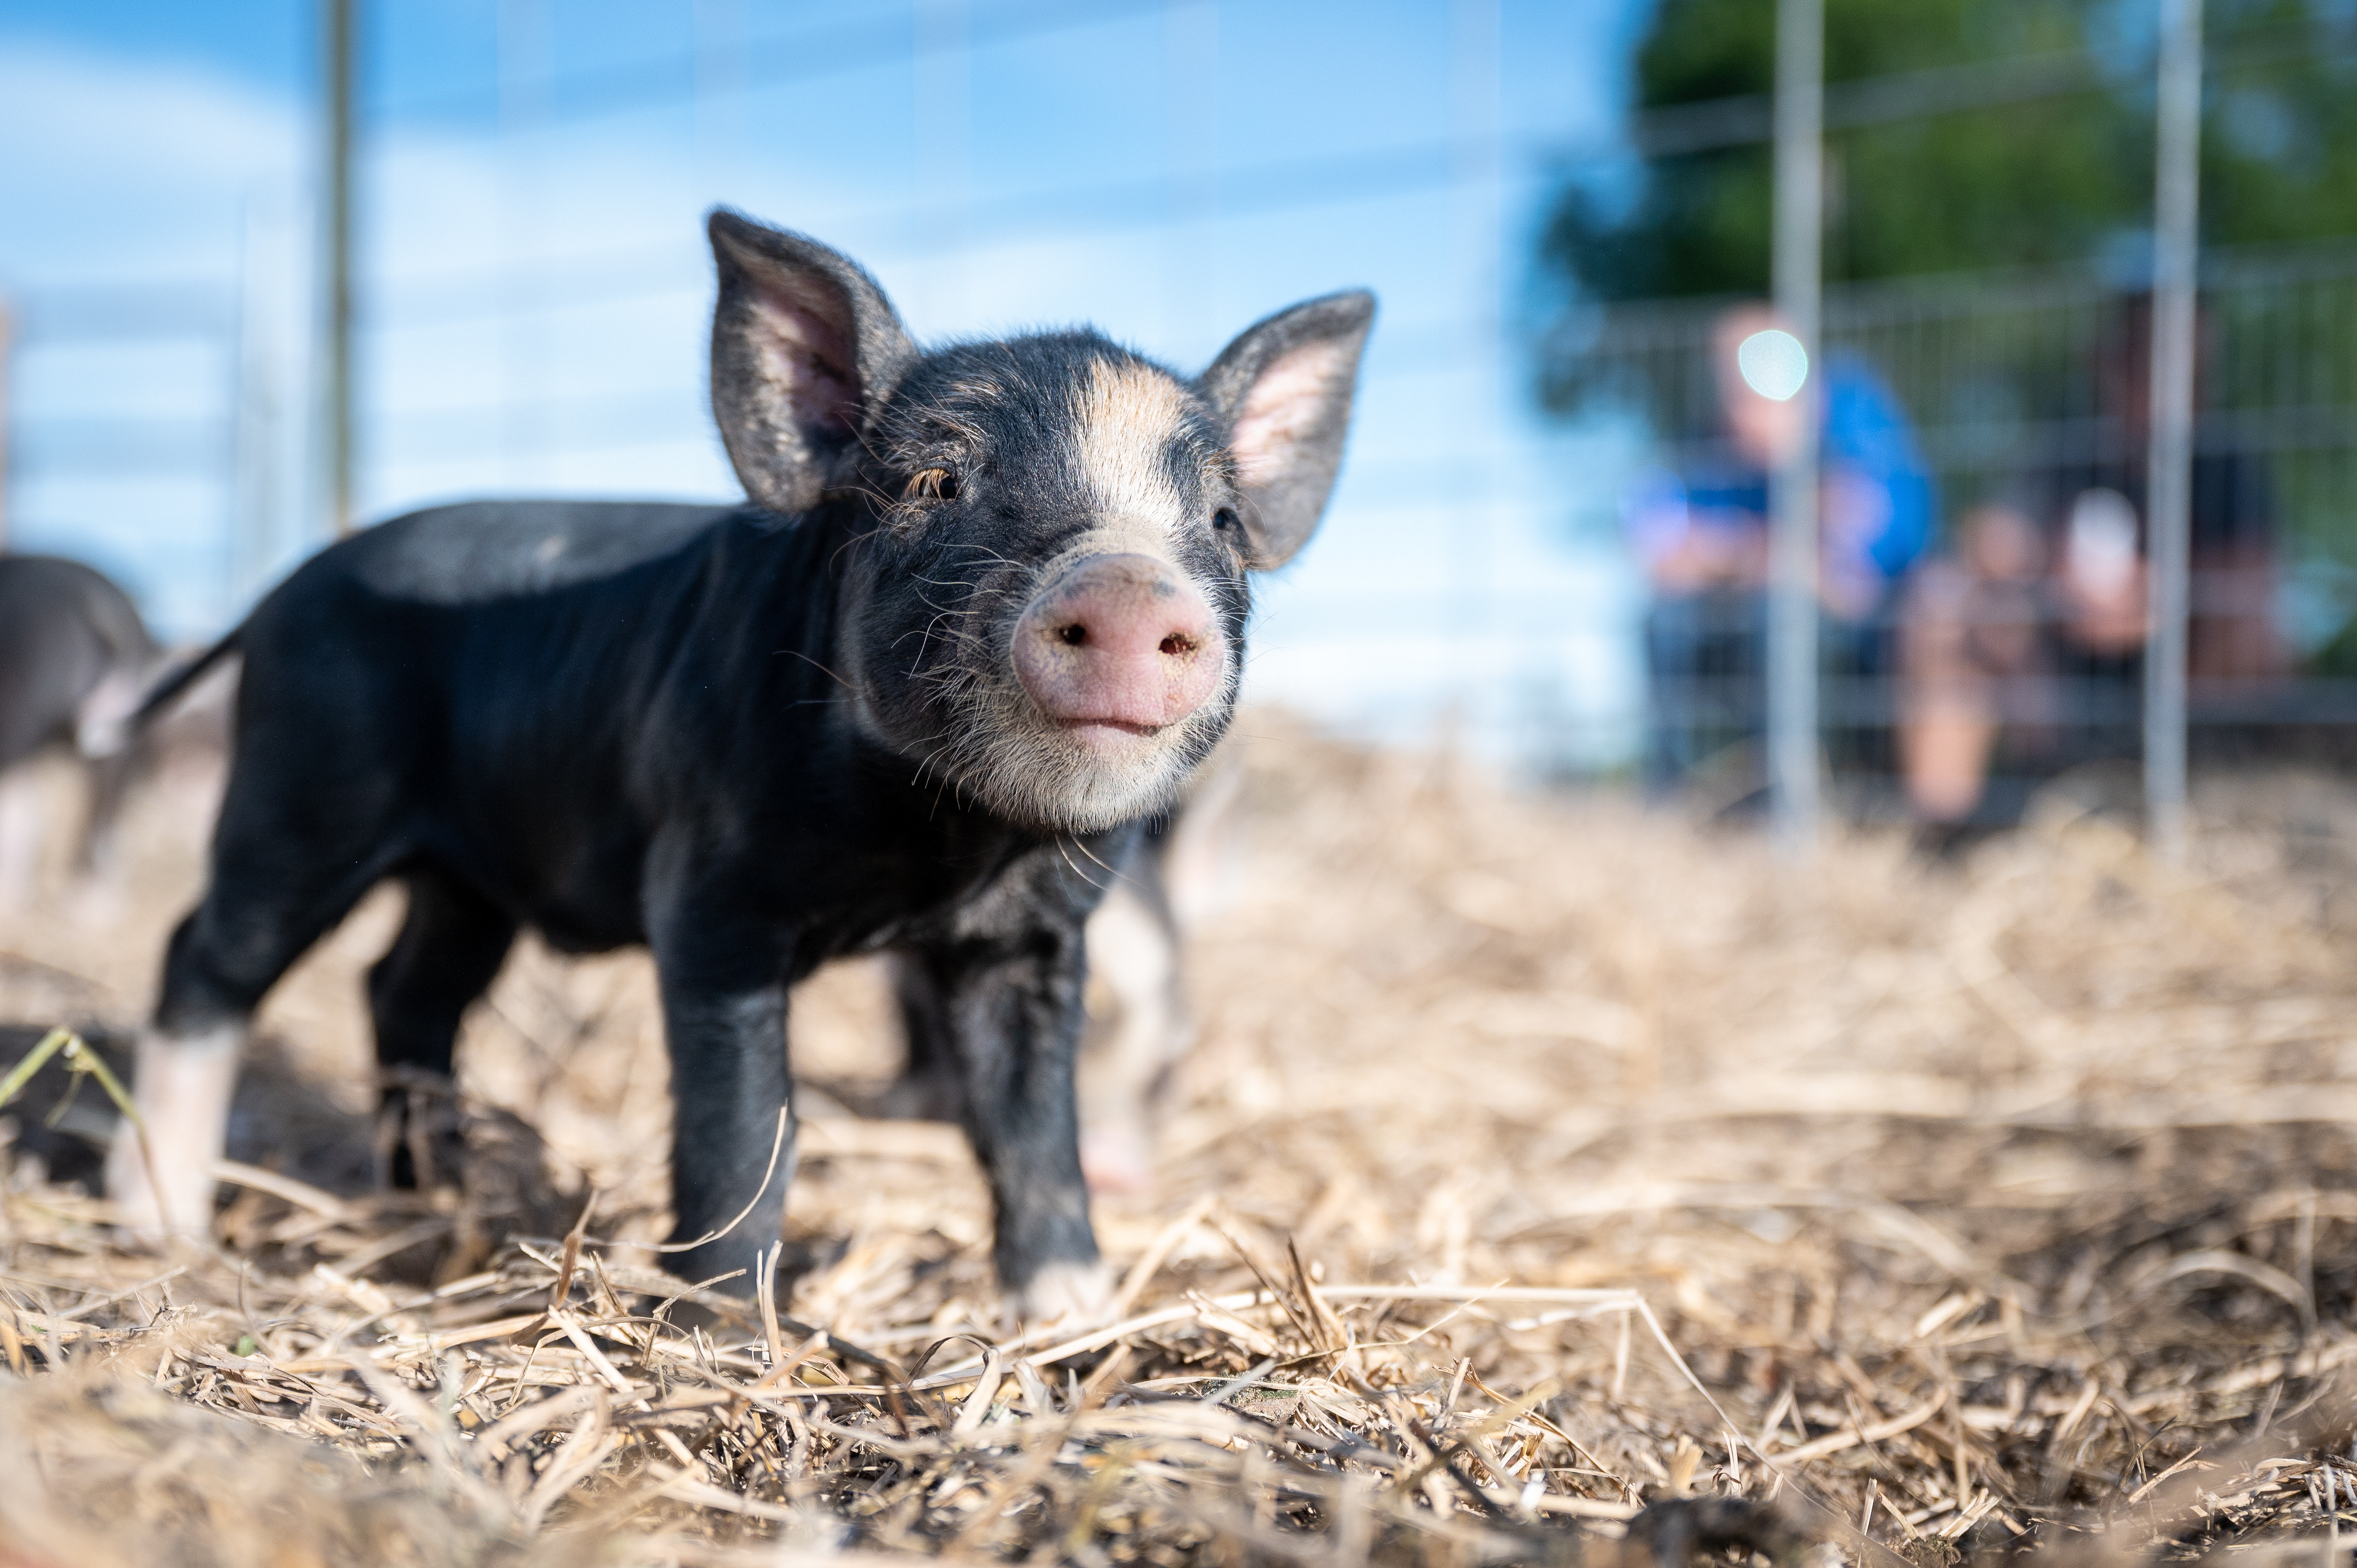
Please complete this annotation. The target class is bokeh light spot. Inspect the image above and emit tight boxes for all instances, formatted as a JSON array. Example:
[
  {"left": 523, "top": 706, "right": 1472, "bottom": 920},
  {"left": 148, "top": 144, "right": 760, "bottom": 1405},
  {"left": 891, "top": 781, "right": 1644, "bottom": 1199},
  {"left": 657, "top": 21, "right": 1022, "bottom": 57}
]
[{"left": 1737, "top": 328, "right": 1810, "bottom": 401}]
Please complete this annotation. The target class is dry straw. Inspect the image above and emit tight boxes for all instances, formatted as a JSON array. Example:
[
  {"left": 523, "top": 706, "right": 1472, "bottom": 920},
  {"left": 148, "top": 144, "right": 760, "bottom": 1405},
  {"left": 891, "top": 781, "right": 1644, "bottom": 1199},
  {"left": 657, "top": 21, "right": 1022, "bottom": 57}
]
[{"left": 4, "top": 721, "right": 2357, "bottom": 1566}]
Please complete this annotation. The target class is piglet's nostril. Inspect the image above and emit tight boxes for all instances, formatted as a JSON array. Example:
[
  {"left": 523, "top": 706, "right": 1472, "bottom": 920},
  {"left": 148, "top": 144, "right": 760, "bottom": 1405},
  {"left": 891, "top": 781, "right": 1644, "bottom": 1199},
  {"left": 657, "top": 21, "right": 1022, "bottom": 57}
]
[
  {"left": 1060, "top": 624, "right": 1087, "bottom": 646},
  {"left": 1159, "top": 633, "right": 1196, "bottom": 656}
]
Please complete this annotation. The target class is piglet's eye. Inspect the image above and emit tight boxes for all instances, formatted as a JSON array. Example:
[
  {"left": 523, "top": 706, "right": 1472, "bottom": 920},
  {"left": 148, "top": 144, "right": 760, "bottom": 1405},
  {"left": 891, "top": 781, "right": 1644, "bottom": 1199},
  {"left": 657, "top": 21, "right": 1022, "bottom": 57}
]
[
  {"left": 1212, "top": 508, "right": 1240, "bottom": 533},
  {"left": 904, "top": 468, "right": 958, "bottom": 502}
]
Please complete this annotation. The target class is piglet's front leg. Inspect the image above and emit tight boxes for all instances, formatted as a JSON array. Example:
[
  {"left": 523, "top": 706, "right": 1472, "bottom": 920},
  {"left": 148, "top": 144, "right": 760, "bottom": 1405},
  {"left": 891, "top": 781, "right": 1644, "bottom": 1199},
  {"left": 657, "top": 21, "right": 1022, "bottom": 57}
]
[
  {"left": 649, "top": 899, "right": 798, "bottom": 1298},
  {"left": 899, "top": 935, "right": 1108, "bottom": 1326}
]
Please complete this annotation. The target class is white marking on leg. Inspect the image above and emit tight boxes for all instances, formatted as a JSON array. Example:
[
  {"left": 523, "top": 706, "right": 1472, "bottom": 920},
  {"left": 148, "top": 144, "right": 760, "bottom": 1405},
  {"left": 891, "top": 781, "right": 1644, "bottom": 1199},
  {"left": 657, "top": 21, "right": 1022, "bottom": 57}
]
[
  {"left": 0, "top": 766, "right": 47, "bottom": 913},
  {"left": 1079, "top": 880, "right": 1182, "bottom": 1195},
  {"left": 1014, "top": 1258, "right": 1114, "bottom": 1329},
  {"left": 73, "top": 666, "right": 147, "bottom": 758},
  {"left": 105, "top": 1023, "right": 242, "bottom": 1243}
]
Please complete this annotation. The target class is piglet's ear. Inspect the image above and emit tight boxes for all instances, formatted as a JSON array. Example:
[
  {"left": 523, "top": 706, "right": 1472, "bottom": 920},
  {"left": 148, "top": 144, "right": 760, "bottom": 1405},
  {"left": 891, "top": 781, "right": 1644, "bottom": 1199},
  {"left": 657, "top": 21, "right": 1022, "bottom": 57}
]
[
  {"left": 708, "top": 209, "right": 917, "bottom": 516},
  {"left": 1196, "top": 289, "right": 1375, "bottom": 569}
]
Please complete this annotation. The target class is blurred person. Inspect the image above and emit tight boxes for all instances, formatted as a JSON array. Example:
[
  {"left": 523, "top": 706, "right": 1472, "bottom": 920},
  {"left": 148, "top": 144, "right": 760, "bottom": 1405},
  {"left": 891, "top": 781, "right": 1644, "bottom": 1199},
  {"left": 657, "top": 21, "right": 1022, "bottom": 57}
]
[
  {"left": 1625, "top": 303, "right": 1933, "bottom": 792},
  {"left": 2057, "top": 295, "right": 2282, "bottom": 685},
  {"left": 1898, "top": 503, "right": 2058, "bottom": 823},
  {"left": 2044, "top": 294, "right": 2284, "bottom": 768},
  {"left": 1897, "top": 294, "right": 2284, "bottom": 825}
]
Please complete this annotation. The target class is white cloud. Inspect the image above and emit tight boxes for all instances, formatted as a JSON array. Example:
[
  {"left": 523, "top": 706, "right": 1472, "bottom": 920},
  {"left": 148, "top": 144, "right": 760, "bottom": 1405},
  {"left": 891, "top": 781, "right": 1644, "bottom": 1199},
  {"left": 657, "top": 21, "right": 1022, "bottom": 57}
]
[{"left": 0, "top": 35, "right": 299, "bottom": 286}]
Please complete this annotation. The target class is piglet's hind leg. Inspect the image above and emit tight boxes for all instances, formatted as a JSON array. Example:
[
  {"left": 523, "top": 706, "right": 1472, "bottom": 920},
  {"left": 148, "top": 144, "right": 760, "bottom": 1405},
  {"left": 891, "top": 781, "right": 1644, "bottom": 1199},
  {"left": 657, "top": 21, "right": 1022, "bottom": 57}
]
[
  {"left": 111, "top": 775, "right": 399, "bottom": 1242},
  {"left": 106, "top": 1023, "right": 241, "bottom": 1241}
]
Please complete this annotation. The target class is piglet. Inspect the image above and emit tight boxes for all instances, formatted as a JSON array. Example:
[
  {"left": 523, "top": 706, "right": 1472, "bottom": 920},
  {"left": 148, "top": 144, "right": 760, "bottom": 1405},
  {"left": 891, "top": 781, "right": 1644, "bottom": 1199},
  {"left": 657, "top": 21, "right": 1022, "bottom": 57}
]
[{"left": 109, "top": 209, "right": 1372, "bottom": 1321}]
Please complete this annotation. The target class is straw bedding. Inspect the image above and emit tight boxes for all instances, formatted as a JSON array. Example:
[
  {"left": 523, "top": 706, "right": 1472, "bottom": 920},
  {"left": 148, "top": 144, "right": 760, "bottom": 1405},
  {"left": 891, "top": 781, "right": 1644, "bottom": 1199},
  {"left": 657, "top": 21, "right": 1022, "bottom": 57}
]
[{"left": 4, "top": 716, "right": 2357, "bottom": 1567}]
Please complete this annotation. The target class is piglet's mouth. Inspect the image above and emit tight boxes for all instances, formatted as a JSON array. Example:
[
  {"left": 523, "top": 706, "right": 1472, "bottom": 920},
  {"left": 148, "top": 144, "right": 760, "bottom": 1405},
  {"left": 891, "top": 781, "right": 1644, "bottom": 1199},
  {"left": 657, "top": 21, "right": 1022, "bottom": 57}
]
[
  {"left": 1055, "top": 716, "right": 1164, "bottom": 751},
  {"left": 1057, "top": 716, "right": 1159, "bottom": 736}
]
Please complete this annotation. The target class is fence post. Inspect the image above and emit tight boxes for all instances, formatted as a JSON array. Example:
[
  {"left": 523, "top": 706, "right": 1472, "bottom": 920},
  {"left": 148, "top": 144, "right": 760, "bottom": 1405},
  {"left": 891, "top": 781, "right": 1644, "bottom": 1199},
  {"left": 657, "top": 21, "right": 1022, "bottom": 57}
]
[
  {"left": 1769, "top": 0, "right": 1823, "bottom": 852},
  {"left": 323, "top": 0, "right": 356, "bottom": 536},
  {"left": 2144, "top": 0, "right": 2204, "bottom": 859},
  {"left": 0, "top": 298, "right": 12, "bottom": 555}
]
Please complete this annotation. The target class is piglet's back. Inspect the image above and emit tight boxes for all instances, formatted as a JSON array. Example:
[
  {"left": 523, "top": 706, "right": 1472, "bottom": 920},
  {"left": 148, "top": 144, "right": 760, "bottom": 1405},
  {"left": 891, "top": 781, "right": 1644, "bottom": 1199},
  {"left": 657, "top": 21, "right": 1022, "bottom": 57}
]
[{"left": 329, "top": 500, "right": 737, "bottom": 608}]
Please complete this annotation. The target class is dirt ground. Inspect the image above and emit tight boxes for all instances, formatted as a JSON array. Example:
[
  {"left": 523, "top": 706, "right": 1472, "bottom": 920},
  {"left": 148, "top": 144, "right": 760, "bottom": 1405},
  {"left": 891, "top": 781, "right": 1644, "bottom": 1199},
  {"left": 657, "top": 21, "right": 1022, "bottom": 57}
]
[{"left": 7, "top": 715, "right": 2357, "bottom": 1568}]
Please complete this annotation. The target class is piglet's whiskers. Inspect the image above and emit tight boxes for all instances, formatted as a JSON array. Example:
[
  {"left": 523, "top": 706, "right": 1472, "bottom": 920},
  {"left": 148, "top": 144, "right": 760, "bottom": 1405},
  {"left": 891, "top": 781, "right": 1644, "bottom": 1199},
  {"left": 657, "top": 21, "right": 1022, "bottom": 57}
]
[
  {"left": 1050, "top": 835, "right": 1106, "bottom": 892},
  {"left": 1067, "top": 833, "right": 1139, "bottom": 891},
  {"left": 772, "top": 648, "right": 857, "bottom": 692}
]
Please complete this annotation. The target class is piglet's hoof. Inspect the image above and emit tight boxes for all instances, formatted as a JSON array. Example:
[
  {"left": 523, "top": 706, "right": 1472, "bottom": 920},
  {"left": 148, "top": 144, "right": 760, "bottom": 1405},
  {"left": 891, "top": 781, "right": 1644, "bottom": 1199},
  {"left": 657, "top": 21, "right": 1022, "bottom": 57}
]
[
  {"left": 103, "top": 1122, "right": 216, "bottom": 1248},
  {"left": 1011, "top": 1259, "right": 1115, "bottom": 1331},
  {"left": 1080, "top": 1127, "right": 1155, "bottom": 1197}
]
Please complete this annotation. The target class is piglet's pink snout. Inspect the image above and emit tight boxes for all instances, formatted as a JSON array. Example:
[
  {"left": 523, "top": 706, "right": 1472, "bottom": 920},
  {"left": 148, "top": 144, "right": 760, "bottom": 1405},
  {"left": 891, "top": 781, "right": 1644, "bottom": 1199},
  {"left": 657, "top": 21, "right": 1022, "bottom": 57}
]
[{"left": 1012, "top": 555, "right": 1224, "bottom": 735}]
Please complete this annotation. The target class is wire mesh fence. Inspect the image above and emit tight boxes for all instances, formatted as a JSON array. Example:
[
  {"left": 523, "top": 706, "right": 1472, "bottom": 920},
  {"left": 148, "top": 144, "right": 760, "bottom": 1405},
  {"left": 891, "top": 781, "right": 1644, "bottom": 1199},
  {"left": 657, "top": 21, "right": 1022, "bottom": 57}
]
[
  {"left": 1562, "top": 236, "right": 2357, "bottom": 821},
  {"left": 0, "top": 0, "right": 1649, "bottom": 774},
  {"left": 17, "top": 7, "right": 2357, "bottom": 807}
]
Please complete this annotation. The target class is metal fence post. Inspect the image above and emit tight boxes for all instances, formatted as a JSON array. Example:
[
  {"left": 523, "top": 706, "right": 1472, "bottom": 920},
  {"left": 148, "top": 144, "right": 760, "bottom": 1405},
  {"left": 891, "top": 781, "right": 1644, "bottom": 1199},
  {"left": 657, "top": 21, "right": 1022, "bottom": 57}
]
[
  {"left": 1453, "top": 0, "right": 1504, "bottom": 745},
  {"left": 0, "top": 298, "right": 12, "bottom": 554},
  {"left": 323, "top": 0, "right": 356, "bottom": 537},
  {"left": 1770, "top": 0, "right": 1823, "bottom": 851},
  {"left": 2145, "top": 0, "right": 2204, "bottom": 859}
]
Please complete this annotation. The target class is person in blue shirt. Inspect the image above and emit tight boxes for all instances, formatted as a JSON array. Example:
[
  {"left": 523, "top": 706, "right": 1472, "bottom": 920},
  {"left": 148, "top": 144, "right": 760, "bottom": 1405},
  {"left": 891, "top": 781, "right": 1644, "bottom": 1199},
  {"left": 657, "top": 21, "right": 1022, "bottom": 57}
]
[{"left": 1624, "top": 304, "right": 1933, "bottom": 794}]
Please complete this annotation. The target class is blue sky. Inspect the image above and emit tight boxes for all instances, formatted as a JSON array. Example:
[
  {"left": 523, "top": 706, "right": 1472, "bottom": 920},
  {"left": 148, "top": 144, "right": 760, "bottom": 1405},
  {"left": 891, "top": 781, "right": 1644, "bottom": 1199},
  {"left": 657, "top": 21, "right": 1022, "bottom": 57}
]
[{"left": 0, "top": 0, "right": 1655, "bottom": 764}]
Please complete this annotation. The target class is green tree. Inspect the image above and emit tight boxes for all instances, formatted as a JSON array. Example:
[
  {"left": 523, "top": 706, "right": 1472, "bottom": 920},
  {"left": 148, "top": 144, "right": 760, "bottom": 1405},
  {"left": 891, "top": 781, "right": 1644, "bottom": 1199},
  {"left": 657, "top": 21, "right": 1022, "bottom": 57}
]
[
  {"left": 2203, "top": 6, "right": 2357, "bottom": 246},
  {"left": 1539, "top": 0, "right": 2357, "bottom": 326}
]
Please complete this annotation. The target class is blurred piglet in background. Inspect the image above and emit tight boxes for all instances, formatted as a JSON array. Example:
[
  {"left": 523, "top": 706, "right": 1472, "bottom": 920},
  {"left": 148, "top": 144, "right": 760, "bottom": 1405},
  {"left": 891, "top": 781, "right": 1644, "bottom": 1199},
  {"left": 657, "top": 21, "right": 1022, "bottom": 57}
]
[
  {"left": 0, "top": 556, "right": 165, "bottom": 909},
  {"left": 889, "top": 752, "right": 1244, "bottom": 1198}
]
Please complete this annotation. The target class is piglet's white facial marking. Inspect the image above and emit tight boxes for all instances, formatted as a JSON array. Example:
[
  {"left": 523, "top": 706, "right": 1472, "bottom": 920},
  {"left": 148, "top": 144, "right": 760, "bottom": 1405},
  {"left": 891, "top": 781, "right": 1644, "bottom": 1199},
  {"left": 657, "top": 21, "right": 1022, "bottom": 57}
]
[
  {"left": 106, "top": 1023, "right": 242, "bottom": 1243},
  {"left": 1071, "top": 362, "right": 1193, "bottom": 555}
]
